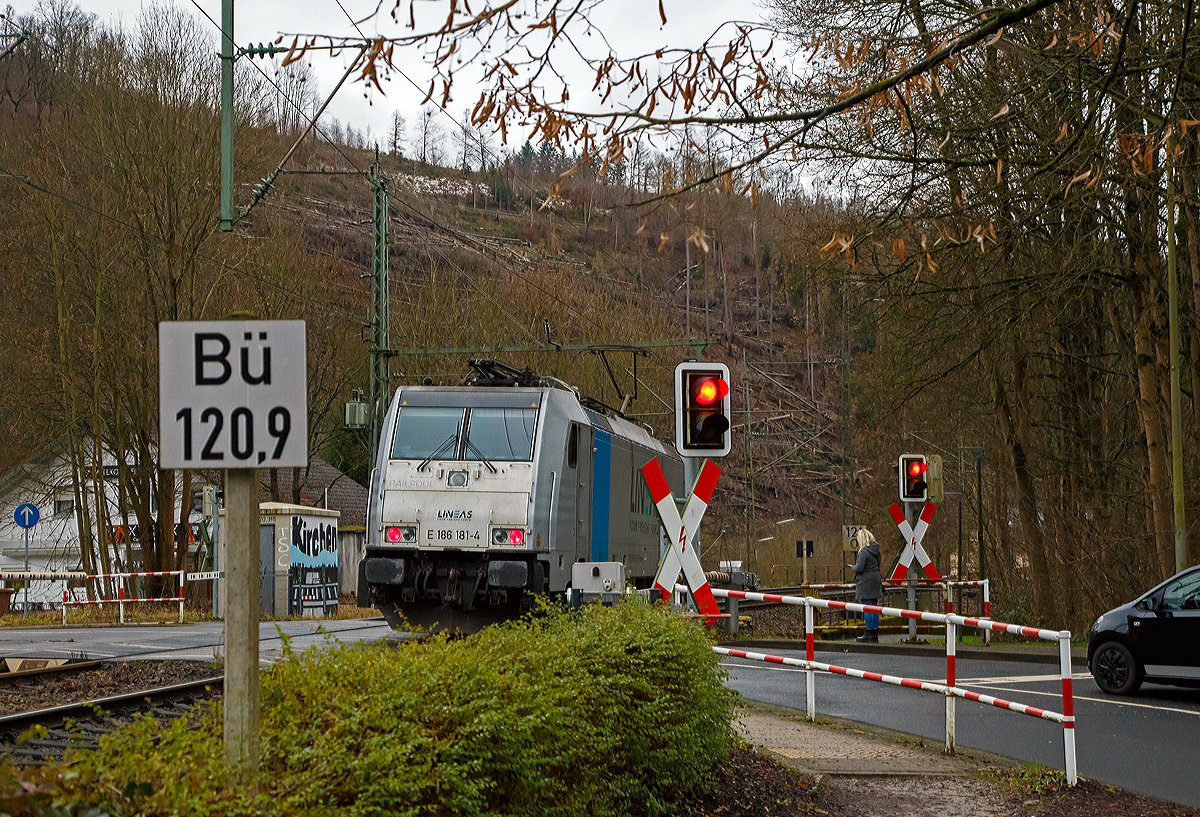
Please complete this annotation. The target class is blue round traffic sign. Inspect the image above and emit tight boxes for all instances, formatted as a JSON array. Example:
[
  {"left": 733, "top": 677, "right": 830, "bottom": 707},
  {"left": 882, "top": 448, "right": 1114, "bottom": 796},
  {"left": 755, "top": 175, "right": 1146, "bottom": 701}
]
[{"left": 14, "top": 504, "right": 39, "bottom": 529}]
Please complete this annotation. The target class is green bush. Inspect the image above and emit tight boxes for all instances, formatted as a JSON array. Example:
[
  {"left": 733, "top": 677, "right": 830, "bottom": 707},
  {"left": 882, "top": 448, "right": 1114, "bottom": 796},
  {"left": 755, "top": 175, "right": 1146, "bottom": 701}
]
[{"left": 9, "top": 602, "right": 737, "bottom": 817}]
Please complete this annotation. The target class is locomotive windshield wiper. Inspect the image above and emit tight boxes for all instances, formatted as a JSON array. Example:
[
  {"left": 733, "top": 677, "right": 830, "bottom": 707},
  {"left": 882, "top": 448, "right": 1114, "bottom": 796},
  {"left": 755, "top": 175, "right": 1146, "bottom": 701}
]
[
  {"left": 464, "top": 439, "right": 498, "bottom": 473},
  {"left": 418, "top": 433, "right": 458, "bottom": 472}
]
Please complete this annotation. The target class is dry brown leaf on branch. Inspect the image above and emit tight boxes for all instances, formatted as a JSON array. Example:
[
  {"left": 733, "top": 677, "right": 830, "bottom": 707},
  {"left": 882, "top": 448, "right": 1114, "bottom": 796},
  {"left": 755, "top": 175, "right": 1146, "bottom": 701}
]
[
  {"left": 657, "top": 232, "right": 670, "bottom": 253},
  {"left": 990, "top": 103, "right": 1010, "bottom": 121},
  {"left": 280, "top": 36, "right": 304, "bottom": 67},
  {"left": 1064, "top": 167, "right": 1091, "bottom": 198},
  {"left": 892, "top": 237, "right": 906, "bottom": 262},
  {"left": 995, "top": 159, "right": 1003, "bottom": 185},
  {"left": 819, "top": 234, "right": 854, "bottom": 268},
  {"left": 1056, "top": 121, "right": 1069, "bottom": 142},
  {"left": 689, "top": 227, "right": 711, "bottom": 253},
  {"left": 635, "top": 222, "right": 647, "bottom": 236},
  {"left": 1182, "top": 119, "right": 1200, "bottom": 137},
  {"left": 972, "top": 224, "right": 989, "bottom": 253},
  {"left": 984, "top": 27, "right": 1005, "bottom": 46}
]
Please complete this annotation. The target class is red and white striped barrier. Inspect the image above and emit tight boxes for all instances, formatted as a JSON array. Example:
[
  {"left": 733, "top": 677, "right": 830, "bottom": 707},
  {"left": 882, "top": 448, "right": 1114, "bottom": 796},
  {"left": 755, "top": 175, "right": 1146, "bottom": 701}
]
[
  {"left": 87, "top": 570, "right": 181, "bottom": 580},
  {"left": 706, "top": 586, "right": 1077, "bottom": 785},
  {"left": 784, "top": 580, "right": 947, "bottom": 590},
  {"left": 946, "top": 579, "right": 991, "bottom": 617},
  {"left": 0, "top": 571, "right": 88, "bottom": 582},
  {"left": 945, "top": 579, "right": 991, "bottom": 644},
  {"left": 62, "top": 570, "right": 186, "bottom": 625},
  {"left": 62, "top": 589, "right": 109, "bottom": 624}
]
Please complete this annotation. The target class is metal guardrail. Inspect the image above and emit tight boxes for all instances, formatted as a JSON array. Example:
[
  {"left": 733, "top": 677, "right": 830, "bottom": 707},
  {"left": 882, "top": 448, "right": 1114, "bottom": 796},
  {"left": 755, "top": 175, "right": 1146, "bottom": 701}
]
[{"left": 703, "top": 585, "right": 1077, "bottom": 785}]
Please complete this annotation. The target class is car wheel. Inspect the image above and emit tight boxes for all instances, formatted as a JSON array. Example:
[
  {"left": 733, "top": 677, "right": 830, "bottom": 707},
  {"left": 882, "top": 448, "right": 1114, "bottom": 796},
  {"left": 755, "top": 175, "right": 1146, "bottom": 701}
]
[{"left": 1091, "top": 641, "right": 1142, "bottom": 695}]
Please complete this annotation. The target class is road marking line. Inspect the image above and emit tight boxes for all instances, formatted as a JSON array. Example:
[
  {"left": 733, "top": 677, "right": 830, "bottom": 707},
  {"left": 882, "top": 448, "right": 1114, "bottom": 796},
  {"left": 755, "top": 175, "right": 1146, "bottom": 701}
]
[
  {"left": 721, "top": 662, "right": 1200, "bottom": 717},
  {"left": 960, "top": 672, "right": 1092, "bottom": 684},
  {"left": 956, "top": 684, "right": 1200, "bottom": 716}
]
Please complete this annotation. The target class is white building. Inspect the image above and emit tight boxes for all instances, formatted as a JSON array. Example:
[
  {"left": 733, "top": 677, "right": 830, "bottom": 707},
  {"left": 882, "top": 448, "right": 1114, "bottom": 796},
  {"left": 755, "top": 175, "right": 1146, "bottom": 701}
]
[
  {"left": 0, "top": 441, "right": 208, "bottom": 608},
  {"left": 0, "top": 442, "right": 368, "bottom": 610}
]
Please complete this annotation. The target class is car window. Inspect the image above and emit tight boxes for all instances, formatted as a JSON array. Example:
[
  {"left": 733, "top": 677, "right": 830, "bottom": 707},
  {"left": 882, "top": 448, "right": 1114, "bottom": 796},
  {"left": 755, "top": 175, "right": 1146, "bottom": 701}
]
[{"left": 1160, "top": 572, "right": 1200, "bottom": 611}]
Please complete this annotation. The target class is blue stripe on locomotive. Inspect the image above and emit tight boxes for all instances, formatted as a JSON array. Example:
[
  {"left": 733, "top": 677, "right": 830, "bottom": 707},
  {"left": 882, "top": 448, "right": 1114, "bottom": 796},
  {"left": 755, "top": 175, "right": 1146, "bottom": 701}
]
[{"left": 590, "top": 429, "right": 612, "bottom": 561}]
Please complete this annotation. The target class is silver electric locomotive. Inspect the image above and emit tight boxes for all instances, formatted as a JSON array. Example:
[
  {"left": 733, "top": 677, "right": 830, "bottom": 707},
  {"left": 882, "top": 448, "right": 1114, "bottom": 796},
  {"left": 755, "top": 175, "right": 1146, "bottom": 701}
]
[{"left": 358, "top": 360, "right": 684, "bottom": 632}]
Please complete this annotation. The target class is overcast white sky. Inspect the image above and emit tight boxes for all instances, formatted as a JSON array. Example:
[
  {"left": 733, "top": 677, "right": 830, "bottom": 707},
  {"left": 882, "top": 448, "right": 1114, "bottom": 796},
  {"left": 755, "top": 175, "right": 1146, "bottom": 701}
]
[{"left": 62, "top": 0, "right": 769, "bottom": 153}]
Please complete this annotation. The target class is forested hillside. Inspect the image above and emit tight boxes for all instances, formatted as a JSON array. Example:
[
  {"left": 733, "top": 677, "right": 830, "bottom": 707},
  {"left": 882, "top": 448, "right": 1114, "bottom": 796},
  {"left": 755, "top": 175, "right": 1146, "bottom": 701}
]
[{"left": 1, "top": 0, "right": 1197, "bottom": 630}]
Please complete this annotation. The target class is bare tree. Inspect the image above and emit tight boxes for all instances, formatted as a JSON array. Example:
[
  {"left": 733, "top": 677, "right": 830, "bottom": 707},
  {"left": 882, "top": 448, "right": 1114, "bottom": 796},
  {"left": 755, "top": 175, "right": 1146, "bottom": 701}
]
[
  {"left": 389, "top": 110, "right": 406, "bottom": 157},
  {"left": 410, "top": 106, "right": 444, "bottom": 165},
  {"left": 269, "top": 57, "right": 318, "bottom": 134}
]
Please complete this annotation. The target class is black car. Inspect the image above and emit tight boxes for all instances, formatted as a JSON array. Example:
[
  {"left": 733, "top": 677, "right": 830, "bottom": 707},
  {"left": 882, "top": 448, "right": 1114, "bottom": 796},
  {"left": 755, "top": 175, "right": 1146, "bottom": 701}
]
[{"left": 1088, "top": 565, "right": 1200, "bottom": 695}]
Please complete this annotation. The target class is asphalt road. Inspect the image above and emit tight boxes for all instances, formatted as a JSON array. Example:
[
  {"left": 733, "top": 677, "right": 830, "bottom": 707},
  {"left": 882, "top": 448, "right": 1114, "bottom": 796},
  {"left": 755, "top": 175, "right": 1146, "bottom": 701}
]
[
  {"left": 721, "top": 646, "right": 1200, "bottom": 809},
  {"left": 0, "top": 618, "right": 393, "bottom": 664}
]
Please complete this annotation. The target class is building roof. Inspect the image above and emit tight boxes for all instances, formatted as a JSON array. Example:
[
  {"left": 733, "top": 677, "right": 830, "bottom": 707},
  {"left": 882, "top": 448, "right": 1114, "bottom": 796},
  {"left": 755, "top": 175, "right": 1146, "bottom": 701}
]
[{"left": 259, "top": 457, "right": 368, "bottom": 526}]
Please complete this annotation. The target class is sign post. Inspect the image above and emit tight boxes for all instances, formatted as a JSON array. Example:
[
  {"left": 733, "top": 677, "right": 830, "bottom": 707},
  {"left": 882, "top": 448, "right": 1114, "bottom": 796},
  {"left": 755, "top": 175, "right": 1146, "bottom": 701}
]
[
  {"left": 159, "top": 320, "right": 307, "bottom": 776},
  {"left": 14, "top": 504, "right": 39, "bottom": 619}
]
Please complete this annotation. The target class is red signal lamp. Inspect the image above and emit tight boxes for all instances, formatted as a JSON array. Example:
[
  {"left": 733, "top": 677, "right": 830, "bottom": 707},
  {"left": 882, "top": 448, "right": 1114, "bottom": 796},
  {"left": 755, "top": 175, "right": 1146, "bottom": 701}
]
[{"left": 694, "top": 377, "right": 730, "bottom": 406}]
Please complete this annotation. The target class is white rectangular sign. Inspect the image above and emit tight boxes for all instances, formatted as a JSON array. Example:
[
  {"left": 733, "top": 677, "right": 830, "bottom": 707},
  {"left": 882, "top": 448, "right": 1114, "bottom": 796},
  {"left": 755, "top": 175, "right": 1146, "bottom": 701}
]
[{"left": 159, "top": 320, "right": 307, "bottom": 469}]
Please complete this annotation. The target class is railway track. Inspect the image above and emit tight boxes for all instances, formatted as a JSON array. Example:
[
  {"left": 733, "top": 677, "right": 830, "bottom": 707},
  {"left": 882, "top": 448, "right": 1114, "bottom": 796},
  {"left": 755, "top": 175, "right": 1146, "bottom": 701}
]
[{"left": 0, "top": 676, "right": 223, "bottom": 766}]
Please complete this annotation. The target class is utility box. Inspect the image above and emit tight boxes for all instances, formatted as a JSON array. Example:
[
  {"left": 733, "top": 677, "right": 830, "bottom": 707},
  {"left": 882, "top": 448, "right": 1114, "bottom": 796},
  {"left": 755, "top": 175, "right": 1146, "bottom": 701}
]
[
  {"left": 219, "top": 503, "right": 340, "bottom": 618},
  {"left": 570, "top": 561, "right": 626, "bottom": 608},
  {"left": 718, "top": 560, "right": 757, "bottom": 591}
]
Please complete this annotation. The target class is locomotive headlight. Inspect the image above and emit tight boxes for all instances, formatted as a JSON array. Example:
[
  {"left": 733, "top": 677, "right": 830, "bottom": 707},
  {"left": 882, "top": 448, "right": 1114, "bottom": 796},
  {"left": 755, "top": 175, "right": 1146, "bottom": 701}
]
[
  {"left": 385, "top": 526, "right": 417, "bottom": 544},
  {"left": 491, "top": 528, "right": 525, "bottom": 546}
]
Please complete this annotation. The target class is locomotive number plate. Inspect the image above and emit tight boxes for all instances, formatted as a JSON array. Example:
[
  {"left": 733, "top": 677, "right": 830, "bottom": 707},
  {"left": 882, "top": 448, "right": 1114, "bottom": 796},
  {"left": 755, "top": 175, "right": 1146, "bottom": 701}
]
[{"left": 426, "top": 529, "right": 482, "bottom": 542}]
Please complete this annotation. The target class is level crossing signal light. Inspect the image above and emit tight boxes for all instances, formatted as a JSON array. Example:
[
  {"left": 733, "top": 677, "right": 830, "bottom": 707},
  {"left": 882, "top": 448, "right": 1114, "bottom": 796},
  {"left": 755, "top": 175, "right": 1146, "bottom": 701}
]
[
  {"left": 899, "top": 454, "right": 928, "bottom": 503},
  {"left": 674, "top": 361, "right": 732, "bottom": 457}
]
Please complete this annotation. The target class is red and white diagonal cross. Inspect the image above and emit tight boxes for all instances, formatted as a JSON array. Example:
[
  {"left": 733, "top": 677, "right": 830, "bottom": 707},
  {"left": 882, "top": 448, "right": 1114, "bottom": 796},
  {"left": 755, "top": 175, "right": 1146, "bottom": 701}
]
[
  {"left": 888, "top": 502, "right": 942, "bottom": 582},
  {"left": 641, "top": 458, "right": 722, "bottom": 623}
]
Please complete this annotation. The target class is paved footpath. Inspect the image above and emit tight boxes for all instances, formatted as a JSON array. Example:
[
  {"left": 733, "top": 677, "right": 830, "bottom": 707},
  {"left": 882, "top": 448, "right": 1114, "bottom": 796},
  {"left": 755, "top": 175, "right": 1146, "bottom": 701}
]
[
  {"left": 735, "top": 701, "right": 1009, "bottom": 776},
  {"left": 735, "top": 702, "right": 1027, "bottom": 817}
]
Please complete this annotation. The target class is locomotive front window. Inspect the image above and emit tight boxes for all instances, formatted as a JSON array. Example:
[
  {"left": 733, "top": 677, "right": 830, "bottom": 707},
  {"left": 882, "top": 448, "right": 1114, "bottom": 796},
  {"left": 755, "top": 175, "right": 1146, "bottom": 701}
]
[
  {"left": 391, "top": 407, "right": 465, "bottom": 460},
  {"left": 465, "top": 408, "right": 537, "bottom": 462}
]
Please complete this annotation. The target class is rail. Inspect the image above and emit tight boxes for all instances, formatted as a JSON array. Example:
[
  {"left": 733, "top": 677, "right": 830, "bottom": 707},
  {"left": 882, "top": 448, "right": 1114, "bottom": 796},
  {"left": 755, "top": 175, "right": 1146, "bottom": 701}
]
[{"left": 704, "top": 586, "right": 1076, "bottom": 785}]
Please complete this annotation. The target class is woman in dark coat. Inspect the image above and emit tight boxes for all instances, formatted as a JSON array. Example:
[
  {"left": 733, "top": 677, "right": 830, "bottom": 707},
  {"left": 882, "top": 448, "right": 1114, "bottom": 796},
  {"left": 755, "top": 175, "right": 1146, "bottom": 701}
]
[{"left": 852, "top": 528, "right": 883, "bottom": 642}]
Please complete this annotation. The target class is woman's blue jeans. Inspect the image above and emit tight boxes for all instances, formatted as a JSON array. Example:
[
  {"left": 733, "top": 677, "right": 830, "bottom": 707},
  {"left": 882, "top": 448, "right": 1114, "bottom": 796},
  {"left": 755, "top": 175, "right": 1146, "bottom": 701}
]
[{"left": 862, "top": 598, "right": 879, "bottom": 630}]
